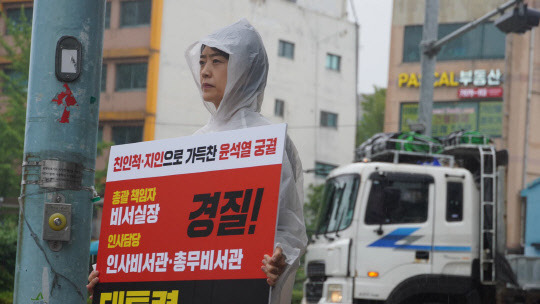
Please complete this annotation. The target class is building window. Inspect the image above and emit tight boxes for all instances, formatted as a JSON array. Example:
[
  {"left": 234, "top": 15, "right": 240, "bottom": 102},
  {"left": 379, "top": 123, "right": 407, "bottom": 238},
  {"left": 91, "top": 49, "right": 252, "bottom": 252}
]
[
  {"left": 112, "top": 126, "right": 143, "bottom": 145},
  {"left": 105, "top": 1, "right": 111, "bottom": 29},
  {"left": 315, "top": 162, "right": 337, "bottom": 178},
  {"left": 101, "top": 64, "right": 107, "bottom": 92},
  {"left": 5, "top": 7, "right": 33, "bottom": 34},
  {"left": 115, "top": 62, "right": 148, "bottom": 91},
  {"left": 278, "top": 40, "right": 295, "bottom": 59},
  {"left": 403, "top": 22, "right": 505, "bottom": 62},
  {"left": 326, "top": 53, "right": 341, "bottom": 71},
  {"left": 320, "top": 111, "right": 338, "bottom": 128},
  {"left": 446, "top": 182, "right": 463, "bottom": 222},
  {"left": 120, "top": 0, "right": 152, "bottom": 28},
  {"left": 97, "top": 126, "right": 103, "bottom": 142},
  {"left": 2, "top": 69, "right": 28, "bottom": 92},
  {"left": 274, "top": 99, "right": 284, "bottom": 117}
]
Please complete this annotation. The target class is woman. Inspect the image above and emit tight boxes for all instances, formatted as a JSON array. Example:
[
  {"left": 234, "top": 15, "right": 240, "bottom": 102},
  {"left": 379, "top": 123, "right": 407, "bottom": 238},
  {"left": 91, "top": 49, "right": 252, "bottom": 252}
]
[{"left": 88, "top": 19, "right": 307, "bottom": 303}]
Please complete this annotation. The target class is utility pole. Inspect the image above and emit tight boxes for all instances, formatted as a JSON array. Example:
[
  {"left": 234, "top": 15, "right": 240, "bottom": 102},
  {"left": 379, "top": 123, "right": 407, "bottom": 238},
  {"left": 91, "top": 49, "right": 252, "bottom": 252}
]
[
  {"left": 417, "top": 0, "right": 523, "bottom": 135},
  {"left": 418, "top": 0, "right": 439, "bottom": 136},
  {"left": 13, "top": 0, "right": 106, "bottom": 303}
]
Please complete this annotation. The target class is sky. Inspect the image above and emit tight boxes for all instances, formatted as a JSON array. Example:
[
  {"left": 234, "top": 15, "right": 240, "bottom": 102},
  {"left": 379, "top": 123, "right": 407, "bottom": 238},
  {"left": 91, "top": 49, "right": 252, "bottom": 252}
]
[{"left": 348, "top": 0, "right": 393, "bottom": 95}]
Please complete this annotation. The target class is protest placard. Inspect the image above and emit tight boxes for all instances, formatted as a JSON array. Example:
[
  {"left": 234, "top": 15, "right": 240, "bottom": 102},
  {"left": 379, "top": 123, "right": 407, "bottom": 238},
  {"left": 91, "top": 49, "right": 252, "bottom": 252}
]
[{"left": 93, "top": 124, "right": 287, "bottom": 304}]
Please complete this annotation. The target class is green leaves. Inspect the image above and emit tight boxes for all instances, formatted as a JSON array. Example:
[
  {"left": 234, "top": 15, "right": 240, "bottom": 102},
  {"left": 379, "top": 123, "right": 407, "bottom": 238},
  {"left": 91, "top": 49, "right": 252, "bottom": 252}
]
[
  {"left": 0, "top": 214, "right": 18, "bottom": 293},
  {"left": 304, "top": 183, "right": 325, "bottom": 238},
  {"left": 94, "top": 141, "right": 113, "bottom": 196},
  {"left": 356, "top": 86, "right": 386, "bottom": 146},
  {"left": 0, "top": 7, "right": 31, "bottom": 198}
]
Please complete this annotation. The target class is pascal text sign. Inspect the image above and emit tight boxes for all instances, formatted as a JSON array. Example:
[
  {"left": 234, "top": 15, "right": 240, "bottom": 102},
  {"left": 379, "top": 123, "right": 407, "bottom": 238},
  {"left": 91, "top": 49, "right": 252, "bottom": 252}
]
[{"left": 94, "top": 124, "right": 287, "bottom": 304}]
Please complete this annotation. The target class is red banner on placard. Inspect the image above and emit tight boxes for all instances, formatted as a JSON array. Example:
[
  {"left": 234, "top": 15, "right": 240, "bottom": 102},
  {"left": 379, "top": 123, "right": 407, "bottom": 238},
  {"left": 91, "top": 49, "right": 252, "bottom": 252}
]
[
  {"left": 97, "top": 165, "right": 281, "bottom": 283},
  {"left": 457, "top": 87, "right": 503, "bottom": 99},
  {"left": 94, "top": 124, "right": 287, "bottom": 304}
]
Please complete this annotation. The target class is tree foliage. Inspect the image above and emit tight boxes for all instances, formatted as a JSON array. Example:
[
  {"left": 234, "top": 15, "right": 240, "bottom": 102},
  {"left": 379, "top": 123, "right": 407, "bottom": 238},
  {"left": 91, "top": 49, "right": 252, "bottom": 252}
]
[
  {"left": 292, "top": 183, "right": 325, "bottom": 302},
  {"left": 94, "top": 141, "right": 113, "bottom": 196},
  {"left": 0, "top": 8, "right": 31, "bottom": 198},
  {"left": 356, "top": 86, "right": 386, "bottom": 146},
  {"left": 0, "top": 214, "right": 17, "bottom": 293},
  {"left": 304, "top": 183, "right": 325, "bottom": 238}
]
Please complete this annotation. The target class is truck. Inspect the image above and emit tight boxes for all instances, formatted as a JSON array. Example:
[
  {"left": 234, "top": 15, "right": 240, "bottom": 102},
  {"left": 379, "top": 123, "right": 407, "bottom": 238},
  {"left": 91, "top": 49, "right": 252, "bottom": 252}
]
[{"left": 302, "top": 131, "right": 540, "bottom": 304}]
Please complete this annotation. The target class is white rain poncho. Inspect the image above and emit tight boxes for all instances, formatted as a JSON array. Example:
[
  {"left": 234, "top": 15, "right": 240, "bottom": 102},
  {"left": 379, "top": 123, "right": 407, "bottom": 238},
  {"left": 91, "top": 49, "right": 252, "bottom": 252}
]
[{"left": 185, "top": 19, "right": 308, "bottom": 303}]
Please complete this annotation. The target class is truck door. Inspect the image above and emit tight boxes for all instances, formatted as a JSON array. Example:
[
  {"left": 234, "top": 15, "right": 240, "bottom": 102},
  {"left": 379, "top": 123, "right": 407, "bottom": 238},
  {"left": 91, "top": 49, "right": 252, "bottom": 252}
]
[
  {"left": 431, "top": 176, "right": 474, "bottom": 276},
  {"left": 354, "top": 171, "right": 435, "bottom": 300}
]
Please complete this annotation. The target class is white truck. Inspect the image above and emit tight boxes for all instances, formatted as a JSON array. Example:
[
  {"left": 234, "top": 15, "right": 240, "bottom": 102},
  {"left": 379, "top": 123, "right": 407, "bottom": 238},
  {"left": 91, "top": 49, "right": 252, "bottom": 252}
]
[{"left": 302, "top": 132, "right": 540, "bottom": 304}]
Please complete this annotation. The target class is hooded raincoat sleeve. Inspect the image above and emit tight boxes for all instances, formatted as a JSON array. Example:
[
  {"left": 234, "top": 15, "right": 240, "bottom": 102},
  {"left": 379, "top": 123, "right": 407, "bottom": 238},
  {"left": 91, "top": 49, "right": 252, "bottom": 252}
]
[{"left": 185, "top": 19, "right": 308, "bottom": 304}]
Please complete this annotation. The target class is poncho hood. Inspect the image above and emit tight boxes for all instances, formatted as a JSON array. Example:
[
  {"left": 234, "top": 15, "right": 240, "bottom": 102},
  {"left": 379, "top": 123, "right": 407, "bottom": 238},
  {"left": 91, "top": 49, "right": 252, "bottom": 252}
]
[{"left": 185, "top": 18, "right": 269, "bottom": 131}]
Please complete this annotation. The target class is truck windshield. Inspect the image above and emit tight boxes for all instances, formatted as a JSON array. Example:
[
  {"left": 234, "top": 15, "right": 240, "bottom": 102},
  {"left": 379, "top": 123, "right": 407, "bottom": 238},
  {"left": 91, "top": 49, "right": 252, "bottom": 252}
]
[{"left": 316, "top": 174, "right": 360, "bottom": 234}]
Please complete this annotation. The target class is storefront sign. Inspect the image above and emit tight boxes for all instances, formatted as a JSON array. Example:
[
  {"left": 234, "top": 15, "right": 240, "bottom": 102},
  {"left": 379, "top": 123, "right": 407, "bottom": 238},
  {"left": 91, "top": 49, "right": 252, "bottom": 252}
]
[
  {"left": 94, "top": 124, "right": 287, "bottom": 304},
  {"left": 398, "top": 69, "right": 502, "bottom": 88},
  {"left": 458, "top": 87, "right": 503, "bottom": 99}
]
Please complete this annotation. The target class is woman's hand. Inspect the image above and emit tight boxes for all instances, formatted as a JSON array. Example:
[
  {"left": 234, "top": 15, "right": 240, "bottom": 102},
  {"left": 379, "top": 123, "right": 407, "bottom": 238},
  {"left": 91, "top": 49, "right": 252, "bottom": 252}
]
[
  {"left": 86, "top": 270, "right": 100, "bottom": 299},
  {"left": 261, "top": 247, "right": 287, "bottom": 286}
]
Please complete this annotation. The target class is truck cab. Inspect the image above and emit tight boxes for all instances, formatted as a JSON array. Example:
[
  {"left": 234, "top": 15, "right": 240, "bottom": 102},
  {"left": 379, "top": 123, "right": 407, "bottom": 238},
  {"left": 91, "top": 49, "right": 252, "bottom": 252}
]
[{"left": 303, "top": 132, "right": 502, "bottom": 304}]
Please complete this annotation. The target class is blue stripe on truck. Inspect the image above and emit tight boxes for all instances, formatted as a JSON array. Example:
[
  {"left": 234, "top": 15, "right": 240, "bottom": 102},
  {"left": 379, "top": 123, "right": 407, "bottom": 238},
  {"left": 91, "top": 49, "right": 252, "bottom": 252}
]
[{"left": 368, "top": 227, "right": 471, "bottom": 252}]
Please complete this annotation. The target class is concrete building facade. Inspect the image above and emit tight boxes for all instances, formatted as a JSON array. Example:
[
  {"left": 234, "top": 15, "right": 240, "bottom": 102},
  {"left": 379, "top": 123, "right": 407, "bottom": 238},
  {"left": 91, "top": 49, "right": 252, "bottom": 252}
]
[{"left": 386, "top": 0, "right": 540, "bottom": 250}]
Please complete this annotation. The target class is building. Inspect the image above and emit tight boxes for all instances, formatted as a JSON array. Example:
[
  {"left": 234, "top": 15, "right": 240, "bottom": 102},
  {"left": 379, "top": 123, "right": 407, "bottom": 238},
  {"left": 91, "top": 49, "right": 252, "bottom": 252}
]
[
  {"left": 386, "top": 0, "right": 540, "bottom": 251},
  {"left": 154, "top": 0, "right": 358, "bottom": 188},
  {"left": 97, "top": 0, "right": 161, "bottom": 170}
]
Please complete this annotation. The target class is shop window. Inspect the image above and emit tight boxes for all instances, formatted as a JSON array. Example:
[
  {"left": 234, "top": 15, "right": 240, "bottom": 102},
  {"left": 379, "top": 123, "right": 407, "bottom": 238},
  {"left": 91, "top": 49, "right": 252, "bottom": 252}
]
[
  {"left": 120, "top": 0, "right": 151, "bottom": 27},
  {"left": 115, "top": 62, "right": 148, "bottom": 91},
  {"left": 278, "top": 40, "right": 295, "bottom": 59},
  {"left": 399, "top": 101, "right": 503, "bottom": 137}
]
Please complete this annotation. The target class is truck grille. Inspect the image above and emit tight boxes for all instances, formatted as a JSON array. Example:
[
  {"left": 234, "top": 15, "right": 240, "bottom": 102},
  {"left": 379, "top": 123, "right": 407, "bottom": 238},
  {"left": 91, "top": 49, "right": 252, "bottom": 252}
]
[
  {"left": 305, "top": 281, "right": 324, "bottom": 303},
  {"left": 307, "top": 261, "right": 326, "bottom": 277}
]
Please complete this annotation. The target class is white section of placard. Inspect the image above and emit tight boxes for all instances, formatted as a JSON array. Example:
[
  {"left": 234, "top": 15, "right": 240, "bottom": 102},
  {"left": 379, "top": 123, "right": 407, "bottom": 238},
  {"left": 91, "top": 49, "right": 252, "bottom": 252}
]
[{"left": 106, "top": 124, "right": 287, "bottom": 182}]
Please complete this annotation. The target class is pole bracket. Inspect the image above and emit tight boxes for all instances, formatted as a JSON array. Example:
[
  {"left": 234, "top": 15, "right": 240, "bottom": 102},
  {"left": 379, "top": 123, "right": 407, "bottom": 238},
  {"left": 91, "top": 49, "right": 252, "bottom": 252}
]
[{"left": 421, "top": 39, "right": 441, "bottom": 57}]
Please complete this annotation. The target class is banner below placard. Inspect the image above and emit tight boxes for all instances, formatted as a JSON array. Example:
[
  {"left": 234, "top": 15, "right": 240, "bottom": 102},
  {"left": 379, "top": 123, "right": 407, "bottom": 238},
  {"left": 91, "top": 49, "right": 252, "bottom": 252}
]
[{"left": 94, "top": 124, "right": 287, "bottom": 304}]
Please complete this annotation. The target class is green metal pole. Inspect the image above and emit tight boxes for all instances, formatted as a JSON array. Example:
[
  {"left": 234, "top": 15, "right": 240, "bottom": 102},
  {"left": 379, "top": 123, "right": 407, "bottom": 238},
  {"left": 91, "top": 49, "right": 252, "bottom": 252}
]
[{"left": 13, "top": 0, "right": 105, "bottom": 303}]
